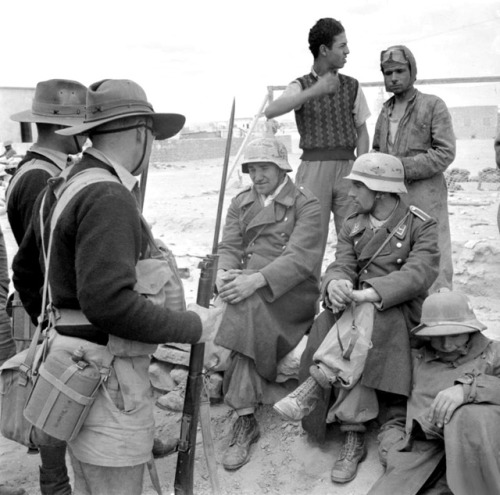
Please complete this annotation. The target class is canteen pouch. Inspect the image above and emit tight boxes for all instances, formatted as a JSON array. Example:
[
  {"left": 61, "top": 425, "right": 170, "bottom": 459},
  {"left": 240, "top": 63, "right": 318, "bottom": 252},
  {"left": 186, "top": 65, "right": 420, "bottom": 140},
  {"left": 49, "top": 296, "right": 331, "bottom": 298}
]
[{"left": 23, "top": 348, "right": 109, "bottom": 442}]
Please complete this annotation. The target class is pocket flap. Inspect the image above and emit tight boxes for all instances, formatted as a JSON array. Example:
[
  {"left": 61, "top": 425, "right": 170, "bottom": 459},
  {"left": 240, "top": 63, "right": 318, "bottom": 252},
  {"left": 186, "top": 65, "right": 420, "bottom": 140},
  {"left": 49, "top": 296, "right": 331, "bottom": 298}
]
[{"left": 134, "top": 259, "right": 173, "bottom": 296}]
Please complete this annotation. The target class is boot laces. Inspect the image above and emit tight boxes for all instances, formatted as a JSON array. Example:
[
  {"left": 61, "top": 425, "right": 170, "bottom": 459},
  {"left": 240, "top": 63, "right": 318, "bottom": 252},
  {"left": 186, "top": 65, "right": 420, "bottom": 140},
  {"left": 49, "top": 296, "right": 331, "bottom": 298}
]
[
  {"left": 291, "top": 378, "right": 317, "bottom": 403},
  {"left": 231, "top": 416, "right": 253, "bottom": 445},
  {"left": 339, "top": 431, "right": 361, "bottom": 460}
]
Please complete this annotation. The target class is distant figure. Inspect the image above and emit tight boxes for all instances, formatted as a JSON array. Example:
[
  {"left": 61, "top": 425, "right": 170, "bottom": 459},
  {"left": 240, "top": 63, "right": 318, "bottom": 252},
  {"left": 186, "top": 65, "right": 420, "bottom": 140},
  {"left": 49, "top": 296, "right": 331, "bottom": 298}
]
[
  {"left": 0, "top": 140, "right": 16, "bottom": 161},
  {"left": 265, "top": 17, "right": 370, "bottom": 265},
  {"left": 370, "top": 291, "right": 500, "bottom": 495},
  {"left": 373, "top": 45, "right": 456, "bottom": 292}
]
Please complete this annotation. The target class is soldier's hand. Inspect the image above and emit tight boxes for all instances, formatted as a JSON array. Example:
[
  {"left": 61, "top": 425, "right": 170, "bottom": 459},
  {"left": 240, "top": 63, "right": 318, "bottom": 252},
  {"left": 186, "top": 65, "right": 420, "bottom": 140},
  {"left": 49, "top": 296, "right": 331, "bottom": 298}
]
[
  {"left": 188, "top": 303, "right": 224, "bottom": 344},
  {"left": 218, "top": 272, "right": 266, "bottom": 304},
  {"left": 313, "top": 72, "right": 340, "bottom": 97},
  {"left": 327, "top": 279, "right": 353, "bottom": 312},
  {"left": 426, "top": 385, "right": 465, "bottom": 428}
]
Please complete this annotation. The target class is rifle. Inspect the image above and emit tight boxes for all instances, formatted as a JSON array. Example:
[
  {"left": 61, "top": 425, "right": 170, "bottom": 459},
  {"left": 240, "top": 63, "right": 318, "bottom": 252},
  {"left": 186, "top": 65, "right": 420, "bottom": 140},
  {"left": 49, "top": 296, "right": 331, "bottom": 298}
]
[{"left": 174, "top": 99, "right": 236, "bottom": 495}]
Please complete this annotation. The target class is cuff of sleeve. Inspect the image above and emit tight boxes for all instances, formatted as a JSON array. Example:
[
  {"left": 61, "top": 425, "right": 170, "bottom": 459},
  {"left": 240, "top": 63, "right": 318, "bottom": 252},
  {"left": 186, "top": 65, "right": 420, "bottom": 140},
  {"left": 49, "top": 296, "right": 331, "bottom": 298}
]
[{"left": 455, "top": 374, "right": 477, "bottom": 403}]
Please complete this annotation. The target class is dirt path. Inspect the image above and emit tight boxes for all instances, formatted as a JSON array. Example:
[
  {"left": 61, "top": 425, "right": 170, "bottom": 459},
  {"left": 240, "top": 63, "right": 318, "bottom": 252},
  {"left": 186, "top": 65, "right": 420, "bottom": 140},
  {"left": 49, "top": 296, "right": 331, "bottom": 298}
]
[{"left": 1, "top": 153, "right": 500, "bottom": 494}]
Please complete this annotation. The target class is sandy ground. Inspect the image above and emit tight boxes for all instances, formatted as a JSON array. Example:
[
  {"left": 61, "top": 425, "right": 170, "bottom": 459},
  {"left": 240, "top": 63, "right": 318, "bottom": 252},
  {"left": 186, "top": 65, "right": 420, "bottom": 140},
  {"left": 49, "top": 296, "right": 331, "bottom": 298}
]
[{"left": 1, "top": 139, "right": 500, "bottom": 494}]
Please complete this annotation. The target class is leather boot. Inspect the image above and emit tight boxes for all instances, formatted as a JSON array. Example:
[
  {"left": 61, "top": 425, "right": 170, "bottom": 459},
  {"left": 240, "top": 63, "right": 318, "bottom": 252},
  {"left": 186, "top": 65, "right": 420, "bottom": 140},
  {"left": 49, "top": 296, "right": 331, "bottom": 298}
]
[
  {"left": 222, "top": 414, "right": 260, "bottom": 471},
  {"left": 331, "top": 431, "right": 367, "bottom": 483},
  {"left": 273, "top": 376, "right": 322, "bottom": 421},
  {"left": 39, "top": 465, "right": 72, "bottom": 495},
  {"left": 0, "top": 486, "right": 27, "bottom": 495}
]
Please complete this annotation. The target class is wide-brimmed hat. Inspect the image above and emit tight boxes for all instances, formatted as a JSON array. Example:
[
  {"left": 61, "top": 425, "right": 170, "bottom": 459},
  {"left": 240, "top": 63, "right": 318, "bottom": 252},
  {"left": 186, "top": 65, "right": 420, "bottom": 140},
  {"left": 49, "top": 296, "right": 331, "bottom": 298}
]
[
  {"left": 57, "top": 79, "right": 185, "bottom": 140},
  {"left": 3, "top": 140, "right": 12, "bottom": 147},
  {"left": 412, "top": 291, "right": 487, "bottom": 337},
  {"left": 345, "top": 152, "right": 407, "bottom": 194},
  {"left": 11, "top": 79, "right": 87, "bottom": 126},
  {"left": 241, "top": 137, "right": 292, "bottom": 173}
]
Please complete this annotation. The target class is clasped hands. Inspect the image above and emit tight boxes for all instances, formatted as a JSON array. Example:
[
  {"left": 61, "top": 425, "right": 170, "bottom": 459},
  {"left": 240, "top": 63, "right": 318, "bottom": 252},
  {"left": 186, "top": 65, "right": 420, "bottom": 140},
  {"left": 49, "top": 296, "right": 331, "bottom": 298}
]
[
  {"left": 326, "top": 279, "right": 380, "bottom": 314},
  {"left": 216, "top": 269, "right": 266, "bottom": 305}
]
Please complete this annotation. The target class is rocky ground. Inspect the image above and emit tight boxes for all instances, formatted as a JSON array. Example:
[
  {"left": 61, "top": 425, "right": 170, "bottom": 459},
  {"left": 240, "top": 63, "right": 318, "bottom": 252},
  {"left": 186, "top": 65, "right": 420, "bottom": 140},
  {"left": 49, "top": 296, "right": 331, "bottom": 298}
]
[{"left": 1, "top": 139, "right": 500, "bottom": 494}]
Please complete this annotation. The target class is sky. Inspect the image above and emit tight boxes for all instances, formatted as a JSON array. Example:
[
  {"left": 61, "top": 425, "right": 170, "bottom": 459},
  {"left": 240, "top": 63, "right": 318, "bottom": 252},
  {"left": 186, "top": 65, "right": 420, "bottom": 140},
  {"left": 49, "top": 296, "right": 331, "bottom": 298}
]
[{"left": 1, "top": 0, "right": 500, "bottom": 127}]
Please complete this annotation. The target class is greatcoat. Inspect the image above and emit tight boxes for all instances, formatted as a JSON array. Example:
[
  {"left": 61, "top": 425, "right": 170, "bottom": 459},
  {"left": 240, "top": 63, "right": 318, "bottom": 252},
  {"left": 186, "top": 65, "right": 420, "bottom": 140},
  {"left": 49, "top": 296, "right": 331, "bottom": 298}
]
[
  {"left": 300, "top": 200, "right": 439, "bottom": 440},
  {"left": 373, "top": 90, "right": 456, "bottom": 290},
  {"left": 214, "top": 178, "right": 322, "bottom": 382},
  {"left": 369, "top": 332, "right": 500, "bottom": 495}
]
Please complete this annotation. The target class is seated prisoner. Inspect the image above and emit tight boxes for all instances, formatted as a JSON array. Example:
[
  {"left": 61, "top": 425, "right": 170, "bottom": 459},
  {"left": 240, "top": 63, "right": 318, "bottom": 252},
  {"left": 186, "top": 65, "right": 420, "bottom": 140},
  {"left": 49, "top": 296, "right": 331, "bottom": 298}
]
[
  {"left": 274, "top": 152, "right": 440, "bottom": 484},
  {"left": 369, "top": 291, "right": 500, "bottom": 495},
  {"left": 214, "top": 136, "right": 322, "bottom": 471}
]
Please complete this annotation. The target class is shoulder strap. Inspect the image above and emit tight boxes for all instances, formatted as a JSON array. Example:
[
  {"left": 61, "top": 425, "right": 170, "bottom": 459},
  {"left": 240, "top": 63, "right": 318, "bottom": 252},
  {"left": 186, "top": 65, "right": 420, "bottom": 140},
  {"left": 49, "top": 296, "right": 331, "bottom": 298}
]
[
  {"left": 5, "top": 160, "right": 61, "bottom": 205},
  {"left": 49, "top": 168, "right": 120, "bottom": 233}
]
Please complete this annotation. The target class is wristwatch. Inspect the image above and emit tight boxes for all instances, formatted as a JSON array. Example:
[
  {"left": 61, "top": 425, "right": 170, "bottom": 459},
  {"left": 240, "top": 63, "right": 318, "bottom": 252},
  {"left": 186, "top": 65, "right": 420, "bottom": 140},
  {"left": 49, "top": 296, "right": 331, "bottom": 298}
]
[{"left": 455, "top": 373, "right": 476, "bottom": 402}]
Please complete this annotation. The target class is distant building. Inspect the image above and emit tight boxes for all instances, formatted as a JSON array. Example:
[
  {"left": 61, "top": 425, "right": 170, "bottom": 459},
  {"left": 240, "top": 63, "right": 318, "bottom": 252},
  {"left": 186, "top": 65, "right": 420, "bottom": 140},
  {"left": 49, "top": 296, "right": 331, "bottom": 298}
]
[
  {"left": 448, "top": 105, "right": 498, "bottom": 139},
  {"left": 0, "top": 86, "right": 36, "bottom": 143}
]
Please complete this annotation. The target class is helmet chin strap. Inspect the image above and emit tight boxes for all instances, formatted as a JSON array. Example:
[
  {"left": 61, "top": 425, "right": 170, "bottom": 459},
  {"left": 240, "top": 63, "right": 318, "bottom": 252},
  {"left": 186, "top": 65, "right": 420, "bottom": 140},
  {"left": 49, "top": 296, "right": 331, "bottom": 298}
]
[
  {"left": 73, "top": 136, "right": 83, "bottom": 154},
  {"left": 130, "top": 129, "right": 149, "bottom": 176}
]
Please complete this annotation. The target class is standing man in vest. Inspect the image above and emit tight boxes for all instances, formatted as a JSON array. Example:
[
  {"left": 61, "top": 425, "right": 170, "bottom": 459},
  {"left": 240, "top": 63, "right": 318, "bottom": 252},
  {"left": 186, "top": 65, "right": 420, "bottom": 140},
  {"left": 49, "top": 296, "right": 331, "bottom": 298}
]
[
  {"left": 4, "top": 79, "right": 87, "bottom": 495},
  {"left": 265, "top": 17, "right": 370, "bottom": 261},
  {"left": 13, "top": 79, "right": 219, "bottom": 494},
  {"left": 373, "top": 46, "right": 456, "bottom": 291}
]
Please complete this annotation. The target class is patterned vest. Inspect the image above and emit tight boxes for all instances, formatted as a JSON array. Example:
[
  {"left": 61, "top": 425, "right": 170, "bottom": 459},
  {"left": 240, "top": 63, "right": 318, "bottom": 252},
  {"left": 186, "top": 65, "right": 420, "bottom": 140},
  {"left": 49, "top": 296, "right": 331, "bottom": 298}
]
[{"left": 295, "top": 73, "right": 359, "bottom": 160}]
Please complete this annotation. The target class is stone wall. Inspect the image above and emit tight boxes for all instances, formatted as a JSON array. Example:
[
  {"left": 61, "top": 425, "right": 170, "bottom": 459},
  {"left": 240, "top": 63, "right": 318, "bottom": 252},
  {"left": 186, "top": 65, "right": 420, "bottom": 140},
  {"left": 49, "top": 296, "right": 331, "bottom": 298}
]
[{"left": 150, "top": 135, "right": 292, "bottom": 164}]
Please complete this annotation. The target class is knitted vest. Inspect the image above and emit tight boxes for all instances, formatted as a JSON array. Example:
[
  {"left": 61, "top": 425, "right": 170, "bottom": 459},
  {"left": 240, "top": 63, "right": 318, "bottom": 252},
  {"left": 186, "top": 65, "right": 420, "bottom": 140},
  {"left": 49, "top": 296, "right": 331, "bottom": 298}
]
[{"left": 295, "top": 73, "right": 359, "bottom": 160}]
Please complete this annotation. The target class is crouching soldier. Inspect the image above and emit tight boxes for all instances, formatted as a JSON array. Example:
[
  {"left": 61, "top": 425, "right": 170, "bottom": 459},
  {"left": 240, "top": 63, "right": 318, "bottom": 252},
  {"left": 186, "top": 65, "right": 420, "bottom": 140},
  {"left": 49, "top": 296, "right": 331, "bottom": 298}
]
[
  {"left": 214, "top": 136, "right": 323, "bottom": 470},
  {"left": 369, "top": 291, "right": 500, "bottom": 495}
]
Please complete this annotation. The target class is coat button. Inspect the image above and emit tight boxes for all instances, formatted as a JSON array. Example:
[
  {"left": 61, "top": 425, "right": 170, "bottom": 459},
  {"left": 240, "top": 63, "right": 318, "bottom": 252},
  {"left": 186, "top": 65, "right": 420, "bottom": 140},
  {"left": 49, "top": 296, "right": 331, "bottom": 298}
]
[
  {"left": 247, "top": 253, "right": 252, "bottom": 258},
  {"left": 284, "top": 217, "right": 288, "bottom": 221},
  {"left": 282, "top": 245, "right": 286, "bottom": 250},
  {"left": 396, "top": 242, "right": 402, "bottom": 248},
  {"left": 280, "top": 233, "right": 286, "bottom": 237},
  {"left": 363, "top": 269, "right": 368, "bottom": 274},
  {"left": 397, "top": 259, "right": 403, "bottom": 264}
]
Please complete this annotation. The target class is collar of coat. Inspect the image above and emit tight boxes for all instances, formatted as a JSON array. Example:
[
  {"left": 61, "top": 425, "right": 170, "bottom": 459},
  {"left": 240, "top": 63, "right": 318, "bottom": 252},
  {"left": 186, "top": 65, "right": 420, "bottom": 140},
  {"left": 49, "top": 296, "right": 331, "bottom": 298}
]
[
  {"left": 238, "top": 178, "right": 297, "bottom": 231},
  {"left": 348, "top": 199, "right": 409, "bottom": 239},
  {"left": 422, "top": 331, "right": 493, "bottom": 365}
]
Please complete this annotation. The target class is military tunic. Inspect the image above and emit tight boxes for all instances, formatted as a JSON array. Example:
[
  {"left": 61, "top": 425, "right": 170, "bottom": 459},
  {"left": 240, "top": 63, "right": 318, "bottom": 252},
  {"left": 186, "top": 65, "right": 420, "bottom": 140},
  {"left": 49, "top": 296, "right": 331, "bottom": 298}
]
[{"left": 300, "top": 200, "right": 439, "bottom": 439}]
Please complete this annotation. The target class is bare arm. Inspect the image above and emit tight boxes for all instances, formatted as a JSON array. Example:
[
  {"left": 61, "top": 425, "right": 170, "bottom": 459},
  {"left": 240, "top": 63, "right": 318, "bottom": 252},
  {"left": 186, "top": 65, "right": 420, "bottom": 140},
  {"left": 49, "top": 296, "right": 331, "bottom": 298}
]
[
  {"left": 265, "top": 72, "right": 340, "bottom": 119},
  {"left": 356, "top": 122, "right": 370, "bottom": 157}
]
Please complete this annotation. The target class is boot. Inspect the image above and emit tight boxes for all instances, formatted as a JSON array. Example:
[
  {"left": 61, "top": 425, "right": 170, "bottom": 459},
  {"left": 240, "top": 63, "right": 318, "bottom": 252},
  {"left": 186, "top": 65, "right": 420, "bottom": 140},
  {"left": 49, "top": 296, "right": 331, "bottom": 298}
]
[
  {"left": 39, "top": 465, "right": 72, "bottom": 495},
  {"left": 0, "top": 486, "right": 27, "bottom": 495},
  {"left": 222, "top": 414, "right": 260, "bottom": 471},
  {"left": 273, "top": 376, "right": 322, "bottom": 421},
  {"left": 331, "top": 431, "right": 367, "bottom": 484}
]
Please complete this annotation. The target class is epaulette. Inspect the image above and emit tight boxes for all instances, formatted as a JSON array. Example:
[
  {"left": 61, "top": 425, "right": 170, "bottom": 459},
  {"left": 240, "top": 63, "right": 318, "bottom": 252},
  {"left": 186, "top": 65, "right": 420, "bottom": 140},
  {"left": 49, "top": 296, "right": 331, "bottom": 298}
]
[
  {"left": 409, "top": 205, "right": 431, "bottom": 221},
  {"left": 296, "top": 184, "right": 314, "bottom": 199}
]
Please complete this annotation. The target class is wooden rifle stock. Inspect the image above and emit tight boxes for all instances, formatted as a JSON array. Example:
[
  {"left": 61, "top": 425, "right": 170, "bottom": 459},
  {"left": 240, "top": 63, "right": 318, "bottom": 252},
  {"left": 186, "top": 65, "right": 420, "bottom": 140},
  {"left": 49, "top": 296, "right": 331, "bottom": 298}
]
[{"left": 174, "top": 99, "right": 235, "bottom": 495}]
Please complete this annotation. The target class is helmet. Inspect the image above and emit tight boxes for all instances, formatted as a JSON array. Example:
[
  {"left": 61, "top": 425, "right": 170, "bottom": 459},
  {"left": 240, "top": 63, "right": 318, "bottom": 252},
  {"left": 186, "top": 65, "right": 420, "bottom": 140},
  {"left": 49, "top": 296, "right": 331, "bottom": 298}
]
[
  {"left": 241, "top": 137, "right": 292, "bottom": 173},
  {"left": 345, "top": 153, "right": 407, "bottom": 194},
  {"left": 380, "top": 45, "right": 417, "bottom": 83},
  {"left": 411, "top": 291, "right": 487, "bottom": 337}
]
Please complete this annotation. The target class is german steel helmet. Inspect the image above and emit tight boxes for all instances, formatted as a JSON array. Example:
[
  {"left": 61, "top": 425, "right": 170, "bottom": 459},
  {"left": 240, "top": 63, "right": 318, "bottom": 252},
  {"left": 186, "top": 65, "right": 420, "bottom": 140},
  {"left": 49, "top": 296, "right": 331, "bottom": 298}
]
[
  {"left": 412, "top": 291, "right": 487, "bottom": 337},
  {"left": 345, "top": 152, "right": 407, "bottom": 194},
  {"left": 11, "top": 79, "right": 87, "bottom": 127},
  {"left": 241, "top": 137, "right": 293, "bottom": 173}
]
